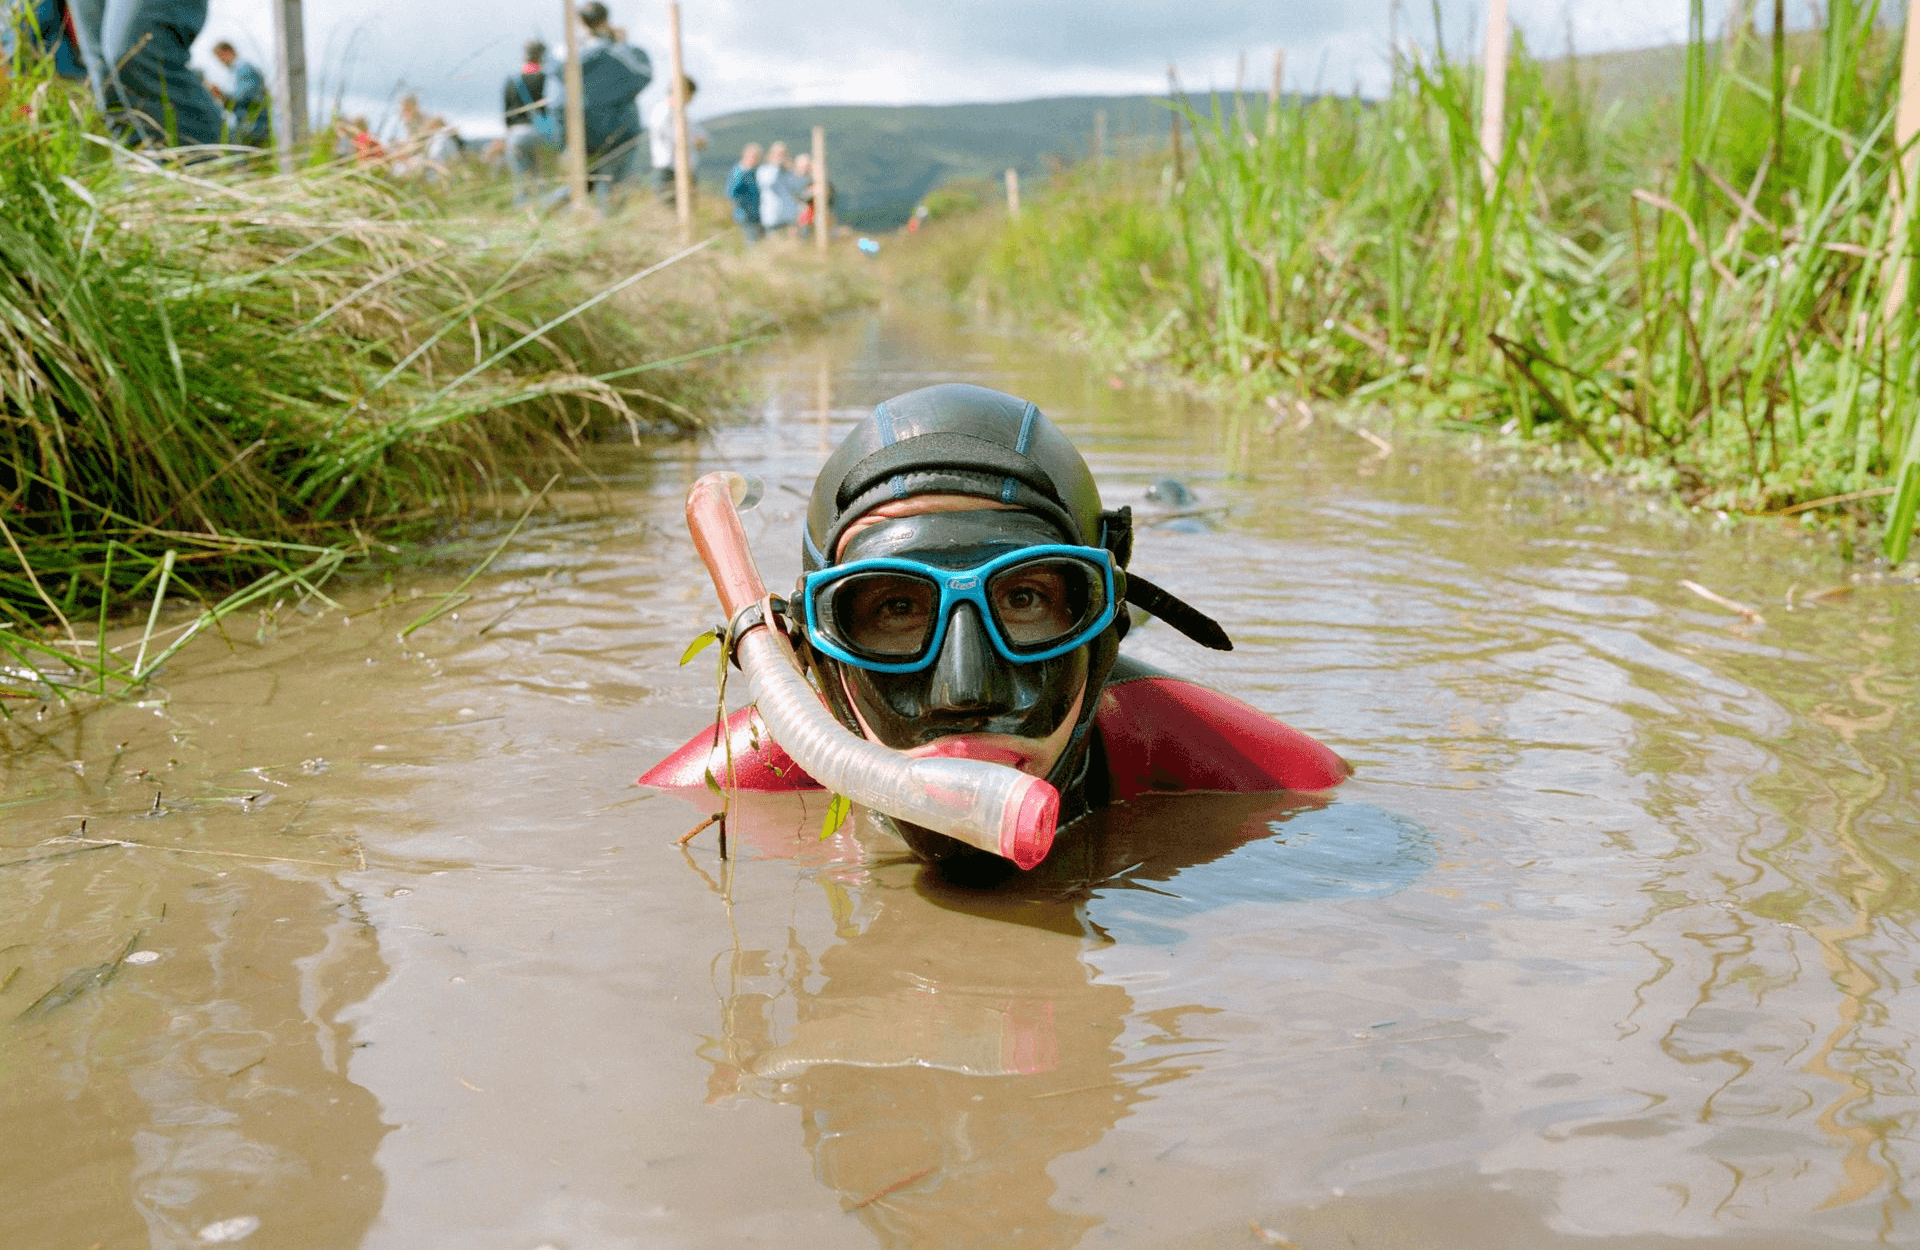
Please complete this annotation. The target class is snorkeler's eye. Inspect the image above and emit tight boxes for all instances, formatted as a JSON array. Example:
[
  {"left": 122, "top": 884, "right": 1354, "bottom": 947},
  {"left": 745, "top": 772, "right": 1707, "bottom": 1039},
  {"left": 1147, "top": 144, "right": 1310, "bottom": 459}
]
[
  {"left": 993, "top": 570, "right": 1073, "bottom": 639},
  {"left": 833, "top": 573, "right": 936, "bottom": 655}
]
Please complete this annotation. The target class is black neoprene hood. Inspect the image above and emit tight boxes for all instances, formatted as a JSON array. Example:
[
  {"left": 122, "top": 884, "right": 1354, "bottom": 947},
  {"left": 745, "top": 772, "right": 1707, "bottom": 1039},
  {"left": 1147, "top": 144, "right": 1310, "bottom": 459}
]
[{"left": 804, "top": 384, "right": 1123, "bottom": 570}]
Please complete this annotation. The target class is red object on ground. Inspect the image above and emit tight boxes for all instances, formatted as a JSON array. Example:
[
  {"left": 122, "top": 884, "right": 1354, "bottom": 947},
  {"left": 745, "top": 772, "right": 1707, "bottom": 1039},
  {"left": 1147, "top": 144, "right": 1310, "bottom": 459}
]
[{"left": 638, "top": 664, "right": 1349, "bottom": 798}]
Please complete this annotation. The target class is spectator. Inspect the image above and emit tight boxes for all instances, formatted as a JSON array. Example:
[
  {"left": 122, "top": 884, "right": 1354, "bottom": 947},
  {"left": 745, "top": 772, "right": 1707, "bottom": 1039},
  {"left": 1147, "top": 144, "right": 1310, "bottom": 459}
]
[
  {"left": 725, "top": 141, "right": 762, "bottom": 243},
  {"left": 67, "top": 0, "right": 224, "bottom": 146},
  {"left": 502, "top": 38, "right": 551, "bottom": 205},
  {"left": 794, "top": 152, "right": 836, "bottom": 240},
  {"left": 3, "top": 0, "right": 87, "bottom": 81},
  {"left": 334, "top": 114, "right": 384, "bottom": 163},
  {"left": 755, "top": 139, "right": 804, "bottom": 238},
  {"left": 646, "top": 74, "right": 706, "bottom": 206},
  {"left": 424, "top": 116, "right": 461, "bottom": 171},
  {"left": 563, "top": 0, "right": 650, "bottom": 211},
  {"left": 208, "top": 39, "right": 267, "bottom": 146}
]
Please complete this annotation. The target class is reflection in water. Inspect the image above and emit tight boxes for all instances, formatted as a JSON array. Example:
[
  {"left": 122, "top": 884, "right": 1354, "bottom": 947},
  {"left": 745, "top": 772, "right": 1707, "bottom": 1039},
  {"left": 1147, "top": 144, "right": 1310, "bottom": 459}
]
[
  {"left": 702, "top": 794, "right": 1433, "bottom": 1246},
  {"left": 1, "top": 851, "right": 387, "bottom": 1250}
]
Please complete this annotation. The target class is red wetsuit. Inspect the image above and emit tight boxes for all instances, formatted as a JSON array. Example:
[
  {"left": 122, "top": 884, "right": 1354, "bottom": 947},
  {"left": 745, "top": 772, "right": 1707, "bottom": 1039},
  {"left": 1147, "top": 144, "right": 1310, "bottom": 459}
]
[{"left": 640, "top": 655, "right": 1349, "bottom": 798}]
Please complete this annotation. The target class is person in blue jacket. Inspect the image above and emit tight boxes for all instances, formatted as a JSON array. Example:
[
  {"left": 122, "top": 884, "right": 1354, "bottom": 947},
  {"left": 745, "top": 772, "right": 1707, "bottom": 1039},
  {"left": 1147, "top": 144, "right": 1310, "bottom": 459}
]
[
  {"left": 569, "top": 1, "right": 649, "bottom": 208},
  {"left": 3, "top": 0, "right": 87, "bottom": 80},
  {"left": 725, "top": 141, "right": 763, "bottom": 243},
  {"left": 66, "top": 0, "right": 223, "bottom": 145}
]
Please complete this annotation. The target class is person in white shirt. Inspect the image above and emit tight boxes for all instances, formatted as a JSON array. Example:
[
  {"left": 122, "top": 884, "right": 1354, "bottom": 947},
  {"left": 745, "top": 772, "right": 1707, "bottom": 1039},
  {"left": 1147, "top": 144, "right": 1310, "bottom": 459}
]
[
  {"left": 646, "top": 75, "right": 707, "bottom": 206},
  {"left": 755, "top": 139, "right": 805, "bottom": 236}
]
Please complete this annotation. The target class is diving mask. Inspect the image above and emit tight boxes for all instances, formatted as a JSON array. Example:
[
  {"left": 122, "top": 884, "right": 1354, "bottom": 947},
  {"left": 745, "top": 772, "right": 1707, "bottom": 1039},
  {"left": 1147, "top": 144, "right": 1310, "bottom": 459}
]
[{"left": 801, "top": 545, "right": 1118, "bottom": 673}]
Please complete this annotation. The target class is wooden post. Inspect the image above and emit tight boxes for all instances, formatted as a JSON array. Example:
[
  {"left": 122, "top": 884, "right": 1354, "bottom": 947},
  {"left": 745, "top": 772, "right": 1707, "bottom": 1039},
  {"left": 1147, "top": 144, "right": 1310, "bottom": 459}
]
[
  {"left": 1884, "top": 0, "right": 1920, "bottom": 321},
  {"left": 1233, "top": 51, "right": 1250, "bottom": 140},
  {"left": 811, "top": 124, "right": 830, "bottom": 252},
  {"left": 269, "top": 0, "right": 308, "bottom": 174},
  {"left": 668, "top": 2, "right": 692, "bottom": 243},
  {"left": 1478, "top": 0, "right": 1509, "bottom": 191},
  {"left": 1093, "top": 109, "right": 1106, "bottom": 168},
  {"left": 1167, "top": 65, "right": 1183, "bottom": 180},
  {"left": 561, "top": 0, "right": 589, "bottom": 211},
  {"left": 1267, "top": 48, "right": 1284, "bottom": 139},
  {"left": 1005, "top": 167, "right": 1020, "bottom": 217}
]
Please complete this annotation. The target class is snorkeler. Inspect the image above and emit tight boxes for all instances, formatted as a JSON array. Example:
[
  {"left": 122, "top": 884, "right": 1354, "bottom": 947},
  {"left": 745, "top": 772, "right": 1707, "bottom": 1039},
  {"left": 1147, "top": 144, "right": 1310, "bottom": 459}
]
[{"left": 644, "top": 383, "right": 1349, "bottom": 870}]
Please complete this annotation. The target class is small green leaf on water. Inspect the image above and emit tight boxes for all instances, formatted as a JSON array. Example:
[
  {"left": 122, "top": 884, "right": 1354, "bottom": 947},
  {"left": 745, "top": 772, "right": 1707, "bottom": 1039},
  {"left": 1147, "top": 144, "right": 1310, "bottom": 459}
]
[
  {"left": 680, "top": 629, "right": 720, "bottom": 666},
  {"left": 821, "top": 793, "right": 851, "bottom": 840}
]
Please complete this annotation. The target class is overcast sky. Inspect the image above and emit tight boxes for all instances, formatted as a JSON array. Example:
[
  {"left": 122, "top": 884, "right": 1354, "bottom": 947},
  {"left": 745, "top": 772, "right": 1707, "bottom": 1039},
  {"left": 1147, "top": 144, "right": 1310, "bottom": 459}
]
[{"left": 195, "top": 0, "right": 1830, "bottom": 137}]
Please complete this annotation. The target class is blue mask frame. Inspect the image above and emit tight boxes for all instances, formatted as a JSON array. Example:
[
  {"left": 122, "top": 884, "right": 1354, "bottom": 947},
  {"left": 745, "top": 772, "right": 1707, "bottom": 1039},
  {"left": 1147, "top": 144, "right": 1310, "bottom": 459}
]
[{"left": 801, "top": 544, "right": 1118, "bottom": 674}]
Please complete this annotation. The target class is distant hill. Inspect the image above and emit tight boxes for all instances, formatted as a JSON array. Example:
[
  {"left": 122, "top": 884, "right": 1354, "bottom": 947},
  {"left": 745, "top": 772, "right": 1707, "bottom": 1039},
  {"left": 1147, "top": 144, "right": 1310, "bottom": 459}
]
[
  {"left": 689, "top": 37, "right": 1736, "bottom": 233},
  {"left": 696, "top": 95, "right": 1204, "bottom": 231}
]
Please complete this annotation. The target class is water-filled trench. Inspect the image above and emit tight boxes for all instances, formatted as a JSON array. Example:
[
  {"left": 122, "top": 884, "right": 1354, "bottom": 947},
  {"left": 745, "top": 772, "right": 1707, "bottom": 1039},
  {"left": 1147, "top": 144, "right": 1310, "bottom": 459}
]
[{"left": 3, "top": 308, "right": 1918, "bottom": 1249}]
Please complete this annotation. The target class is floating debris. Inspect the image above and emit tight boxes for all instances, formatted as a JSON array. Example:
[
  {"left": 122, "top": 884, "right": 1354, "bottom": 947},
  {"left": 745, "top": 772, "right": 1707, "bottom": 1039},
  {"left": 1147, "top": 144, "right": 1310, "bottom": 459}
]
[
  {"left": 15, "top": 932, "right": 141, "bottom": 1024},
  {"left": 1680, "top": 578, "right": 1766, "bottom": 625},
  {"left": 196, "top": 1215, "right": 260, "bottom": 1244}
]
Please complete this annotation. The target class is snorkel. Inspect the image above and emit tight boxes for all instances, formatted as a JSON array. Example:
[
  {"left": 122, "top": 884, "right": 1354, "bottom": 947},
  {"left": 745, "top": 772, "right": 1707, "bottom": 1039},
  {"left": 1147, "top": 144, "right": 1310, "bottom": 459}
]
[{"left": 685, "top": 471, "right": 1061, "bottom": 869}]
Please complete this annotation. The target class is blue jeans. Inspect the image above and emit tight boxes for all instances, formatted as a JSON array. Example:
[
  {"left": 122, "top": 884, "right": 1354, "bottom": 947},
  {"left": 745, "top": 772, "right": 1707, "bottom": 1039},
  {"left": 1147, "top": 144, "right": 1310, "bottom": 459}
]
[
  {"left": 587, "top": 139, "right": 636, "bottom": 209},
  {"left": 541, "top": 137, "right": 638, "bottom": 214},
  {"left": 506, "top": 125, "right": 542, "bottom": 204},
  {"left": 67, "top": 0, "right": 223, "bottom": 146}
]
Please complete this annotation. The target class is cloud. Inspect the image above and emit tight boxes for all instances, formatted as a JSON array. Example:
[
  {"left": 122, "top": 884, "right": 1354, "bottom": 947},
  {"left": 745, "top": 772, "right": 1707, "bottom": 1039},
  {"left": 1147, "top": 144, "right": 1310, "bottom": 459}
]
[{"left": 197, "top": 0, "right": 1808, "bottom": 137}]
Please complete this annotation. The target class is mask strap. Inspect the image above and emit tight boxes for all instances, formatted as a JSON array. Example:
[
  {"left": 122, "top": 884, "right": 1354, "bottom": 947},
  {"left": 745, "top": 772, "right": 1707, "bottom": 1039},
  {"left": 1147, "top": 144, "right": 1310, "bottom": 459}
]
[
  {"left": 1122, "top": 572, "right": 1234, "bottom": 652},
  {"left": 1098, "top": 506, "right": 1134, "bottom": 567}
]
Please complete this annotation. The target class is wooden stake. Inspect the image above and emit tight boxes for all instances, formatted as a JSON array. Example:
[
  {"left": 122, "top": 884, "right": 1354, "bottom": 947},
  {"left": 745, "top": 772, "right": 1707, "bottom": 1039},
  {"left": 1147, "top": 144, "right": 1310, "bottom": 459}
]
[
  {"left": 1005, "top": 167, "right": 1020, "bottom": 217},
  {"left": 1167, "top": 64, "right": 1184, "bottom": 180},
  {"left": 1267, "top": 48, "right": 1285, "bottom": 139},
  {"left": 812, "top": 124, "right": 830, "bottom": 251},
  {"left": 1093, "top": 109, "right": 1106, "bottom": 168},
  {"left": 1233, "top": 51, "right": 1250, "bottom": 139},
  {"left": 1478, "top": 0, "right": 1509, "bottom": 191},
  {"left": 269, "top": 0, "right": 308, "bottom": 174},
  {"left": 668, "top": 2, "right": 692, "bottom": 244},
  {"left": 561, "top": 0, "right": 589, "bottom": 211},
  {"left": 1885, "top": 0, "right": 1920, "bottom": 321}
]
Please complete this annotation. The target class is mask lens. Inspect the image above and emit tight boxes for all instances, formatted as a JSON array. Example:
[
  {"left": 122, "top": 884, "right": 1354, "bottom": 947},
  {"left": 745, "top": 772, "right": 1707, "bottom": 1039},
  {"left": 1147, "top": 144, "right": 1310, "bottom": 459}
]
[
  {"left": 820, "top": 570, "right": 939, "bottom": 658},
  {"left": 987, "top": 556, "right": 1107, "bottom": 651}
]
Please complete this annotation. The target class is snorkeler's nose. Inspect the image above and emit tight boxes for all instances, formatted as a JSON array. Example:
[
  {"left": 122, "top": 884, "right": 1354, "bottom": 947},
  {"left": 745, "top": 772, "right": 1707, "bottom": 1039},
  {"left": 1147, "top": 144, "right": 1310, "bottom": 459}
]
[{"left": 927, "top": 604, "right": 1005, "bottom": 713}]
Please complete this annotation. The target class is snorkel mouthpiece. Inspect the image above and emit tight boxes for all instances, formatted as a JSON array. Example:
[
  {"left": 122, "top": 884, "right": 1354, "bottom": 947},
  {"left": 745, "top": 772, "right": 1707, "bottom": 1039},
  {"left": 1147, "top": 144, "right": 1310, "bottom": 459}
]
[{"left": 684, "top": 472, "right": 1059, "bottom": 869}]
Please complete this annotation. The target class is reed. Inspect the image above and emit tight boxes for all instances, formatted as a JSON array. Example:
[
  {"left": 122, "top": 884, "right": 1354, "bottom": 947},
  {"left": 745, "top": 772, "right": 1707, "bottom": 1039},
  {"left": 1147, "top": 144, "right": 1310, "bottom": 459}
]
[
  {"left": 1, "top": 59, "right": 854, "bottom": 703},
  {"left": 971, "top": 4, "right": 1920, "bottom": 561}
]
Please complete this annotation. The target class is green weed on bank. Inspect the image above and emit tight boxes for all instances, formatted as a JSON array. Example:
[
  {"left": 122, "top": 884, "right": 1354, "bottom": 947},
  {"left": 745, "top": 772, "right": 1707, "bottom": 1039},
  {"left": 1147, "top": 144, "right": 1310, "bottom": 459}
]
[
  {"left": 0, "top": 61, "right": 851, "bottom": 706},
  {"left": 971, "top": 1, "right": 1920, "bottom": 562}
]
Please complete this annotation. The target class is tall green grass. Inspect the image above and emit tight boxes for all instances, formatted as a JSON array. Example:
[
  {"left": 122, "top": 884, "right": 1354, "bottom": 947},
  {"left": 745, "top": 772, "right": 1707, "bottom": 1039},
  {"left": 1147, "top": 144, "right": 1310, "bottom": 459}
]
[
  {"left": 1, "top": 60, "right": 849, "bottom": 703},
  {"left": 973, "top": 2, "right": 1920, "bottom": 561}
]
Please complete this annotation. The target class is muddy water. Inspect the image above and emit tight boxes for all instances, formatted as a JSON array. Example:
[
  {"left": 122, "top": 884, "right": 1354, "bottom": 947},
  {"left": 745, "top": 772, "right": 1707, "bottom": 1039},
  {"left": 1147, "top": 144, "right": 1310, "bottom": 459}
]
[{"left": 4, "top": 307, "right": 1919, "bottom": 1250}]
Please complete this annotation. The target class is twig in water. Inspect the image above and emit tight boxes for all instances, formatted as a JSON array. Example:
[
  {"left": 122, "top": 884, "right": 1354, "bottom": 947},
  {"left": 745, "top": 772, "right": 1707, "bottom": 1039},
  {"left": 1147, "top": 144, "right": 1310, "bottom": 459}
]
[
  {"left": 475, "top": 590, "right": 537, "bottom": 635},
  {"left": 678, "top": 812, "right": 723, "bottom": 846},
  {"left": 59, "top": 836, "right": 356, "bottom": 870},
  {"left": 15, "top": 932, "right": 140, "bottom": 1023},
  {"left": 846, "top": 1164, "right": 937, "bottom": 1211},
  {"left": 1680, "top": 579, "right": 1766, "bottom": 624},
  {"left": 1355, "top": 427, "right": 1393, "bottom": 456}
]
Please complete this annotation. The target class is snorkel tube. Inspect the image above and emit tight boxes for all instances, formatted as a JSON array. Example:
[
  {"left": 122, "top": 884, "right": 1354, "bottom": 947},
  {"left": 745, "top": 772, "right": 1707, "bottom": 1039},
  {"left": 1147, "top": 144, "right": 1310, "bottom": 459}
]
[{"left": 685, "top": 472, "right": 1060, "bottom": 870}]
